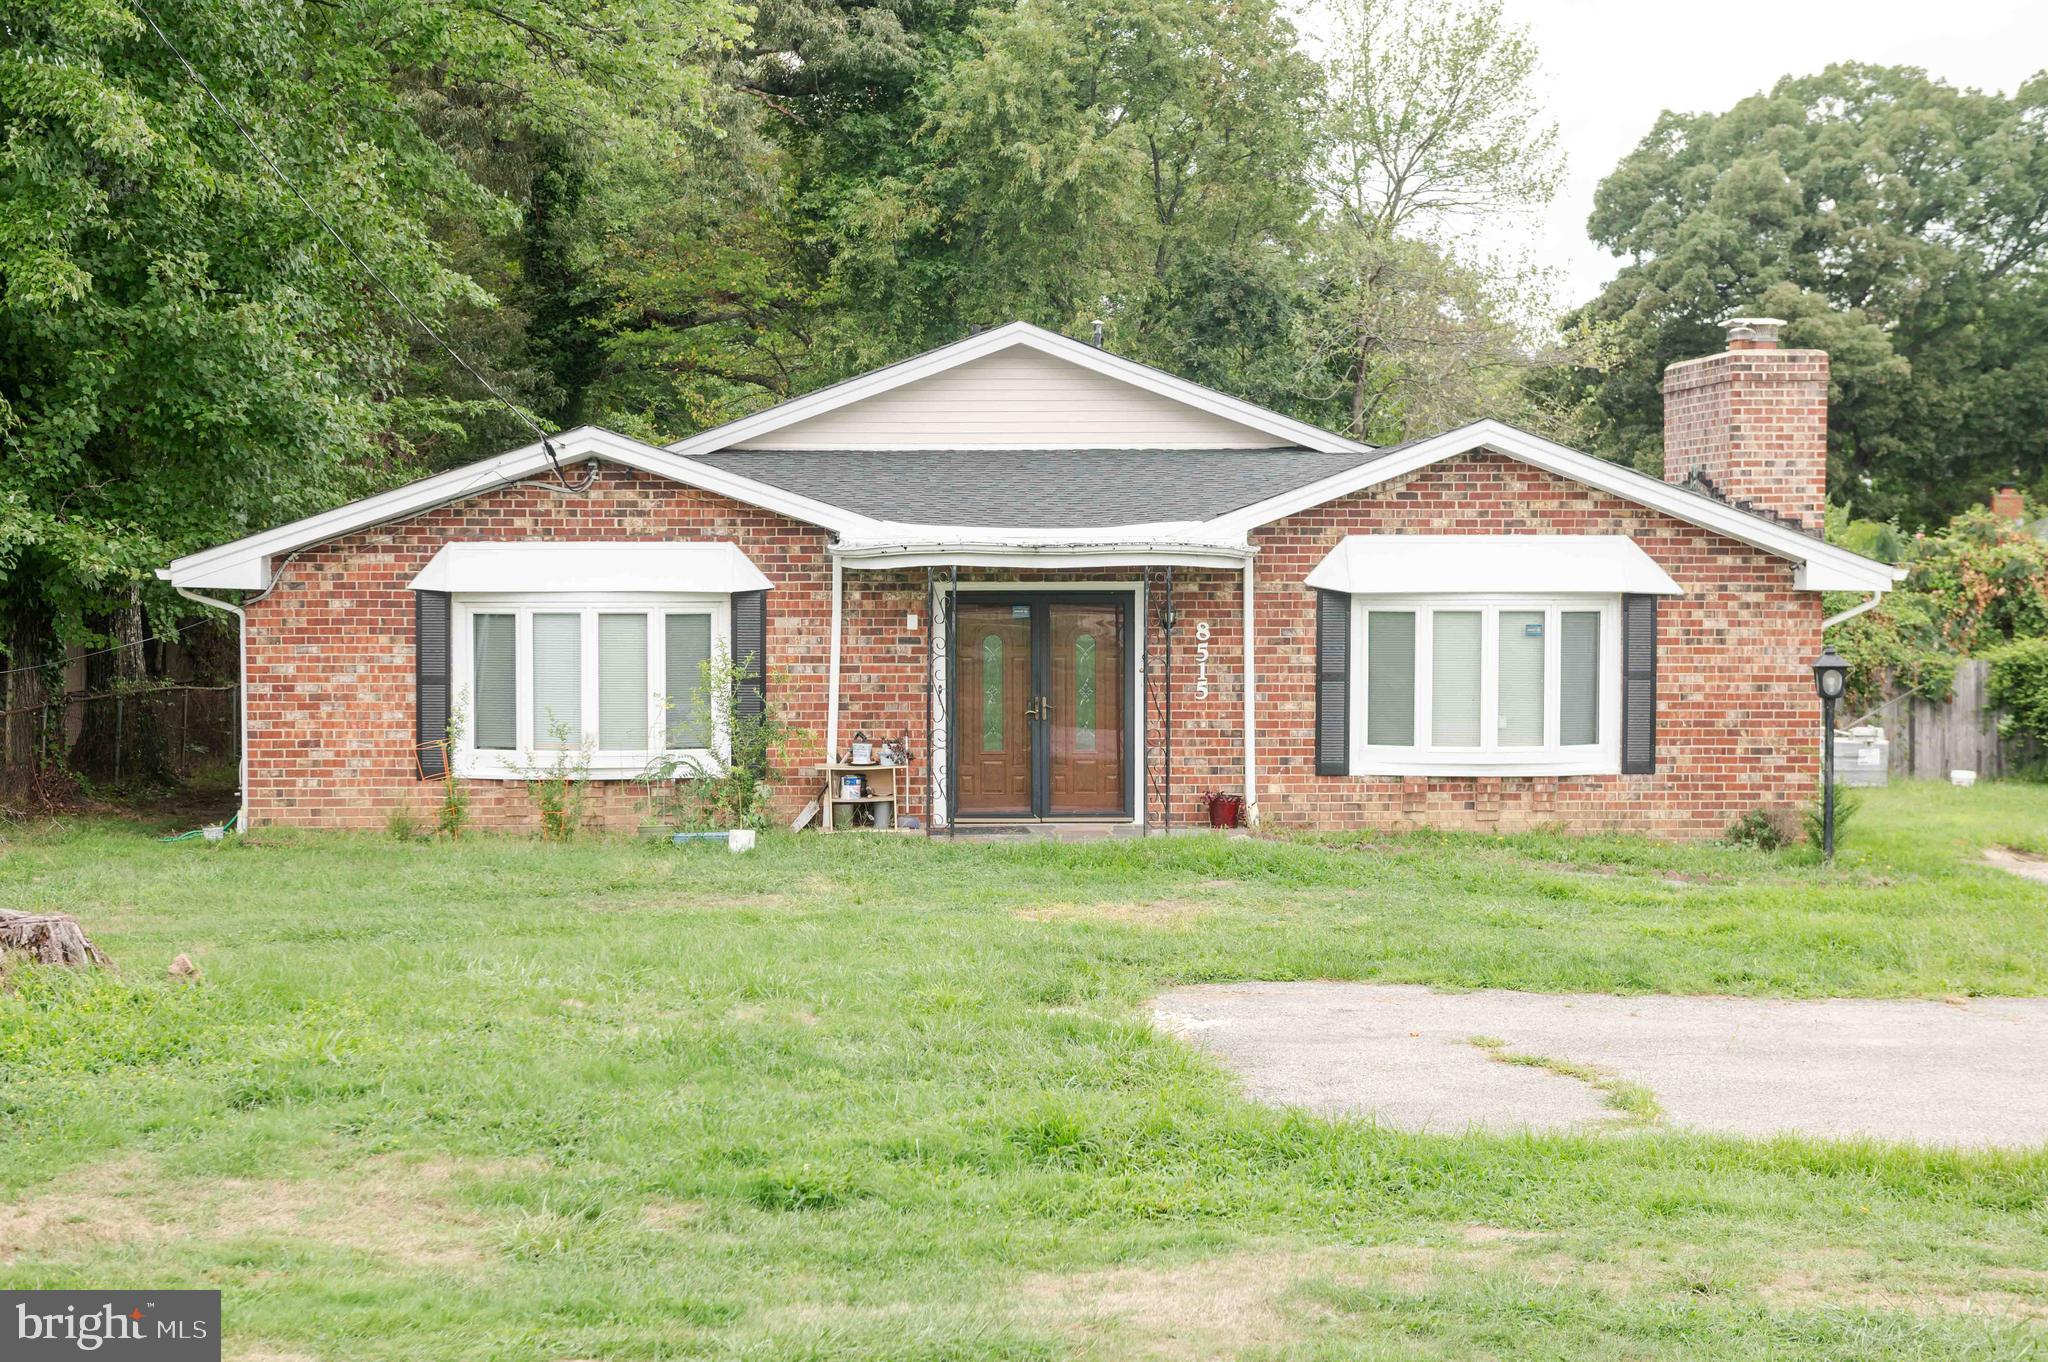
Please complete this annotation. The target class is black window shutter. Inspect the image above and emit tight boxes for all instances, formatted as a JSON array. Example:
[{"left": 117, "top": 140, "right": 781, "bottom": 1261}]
[
  {"left": 1621, "top": 593, "right": 1657, "bottom": 775},
  {"left": 1315, "top": 589, "right": 1350, "bottom": 776},
  {"left": 732, "top": 589, "right": 767, "bottom": 722},
  {"left": 415, "top": 590, "right": 451, "bottom": 779}
]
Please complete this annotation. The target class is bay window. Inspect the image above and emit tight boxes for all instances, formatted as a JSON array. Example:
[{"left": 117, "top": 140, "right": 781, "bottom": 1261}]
[
  {"left": 1352, "top": 595, "right": 1621, "bottom": 774},
  {"left": 454, "top": 594, "right": 727, "bottom": 777}
]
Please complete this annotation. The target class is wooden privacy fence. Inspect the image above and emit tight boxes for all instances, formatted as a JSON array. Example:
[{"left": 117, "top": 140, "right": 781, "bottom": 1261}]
[
  {"left": 1, "top": 683, "right": 239, "bottom": 791},
  {"left": 1865, "top": 659, "right": 2039, "bottom": 781}
]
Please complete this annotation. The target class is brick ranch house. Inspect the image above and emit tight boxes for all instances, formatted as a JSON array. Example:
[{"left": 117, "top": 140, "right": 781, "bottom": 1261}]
[{"left": 162, "top": 318, "right": 1900, "bottom": 838}]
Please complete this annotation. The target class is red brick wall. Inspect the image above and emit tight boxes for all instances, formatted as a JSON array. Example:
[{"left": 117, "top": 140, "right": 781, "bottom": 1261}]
[
  {"left": 1661, "top": 343, "right": 1828, "bottom": 533},
  {"left": 1253, "top": 451, "right": 1821, "bottom": 838},
  {"left": 243, "top": 465, "right": 832, "bottom": 831},
  {"left": 245, "top": 451, "right": 1819, "bottom": 841},
  {"left": 835, "top": 567, "right": 1241, "bottom": 828}
]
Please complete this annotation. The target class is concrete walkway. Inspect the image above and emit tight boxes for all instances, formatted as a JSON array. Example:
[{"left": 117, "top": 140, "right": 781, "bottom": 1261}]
[{"left": 1154, "top": 982, "right": 2048, "bottom": 1148}]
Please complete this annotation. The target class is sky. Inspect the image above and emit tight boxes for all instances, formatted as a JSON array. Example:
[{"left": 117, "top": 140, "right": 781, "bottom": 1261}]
[{"left": 1297, "top": 0, "right": 2048, "bottom": 306}]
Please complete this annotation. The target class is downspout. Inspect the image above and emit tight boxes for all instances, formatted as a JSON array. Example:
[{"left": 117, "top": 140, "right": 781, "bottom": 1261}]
[
  {"left": 173, "top": 585, "right": 247, "bottom": 834},
  {"left": 1823, "top": 592, "right": 1885, "bottom": 631},
  {"left": 1242, "top": 554, "right": 1258, "bottom": 827},
  {"left": 826, "top": 551, "right": 843, "bottom": 766}
]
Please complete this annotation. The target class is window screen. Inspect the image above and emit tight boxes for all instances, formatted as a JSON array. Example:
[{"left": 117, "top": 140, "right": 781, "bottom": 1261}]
[
  {"left": 598, "top": 613, "right": 648, "bottom": 749},
  {"left": 1432, "top": 611, "right": 1482, "bottom": 746},
  {"left": 531, "top": 613, "right": 581, "bottom": 748},
  {"left": 1497, "top": 611, "right": 1545, "bottom": 747},
  {"left": 472, "top": 613, "right": 517, "bottom": 750},
  {"left": 1365, "top": 610, "right": 1415, "bottom": 746},
  {"left": 1560, "top": 611, "right": 1600, "bottom": 746},
  {"left": 665, "top": 613, "right": 713, "bottom": 749}
]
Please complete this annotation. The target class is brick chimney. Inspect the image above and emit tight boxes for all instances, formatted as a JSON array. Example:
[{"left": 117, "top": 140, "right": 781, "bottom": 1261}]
[
  {"left": 1661, "top": 317, "right": 1828, "bottom": 534},
  {"left": 1991, "top": 486, "right": 2025, "bottom": 522}
]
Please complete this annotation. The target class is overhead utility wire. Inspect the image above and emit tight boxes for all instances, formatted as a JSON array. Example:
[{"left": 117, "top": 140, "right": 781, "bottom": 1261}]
[{"left": 128, "top": 0, "right": 571, "bottom": 485}]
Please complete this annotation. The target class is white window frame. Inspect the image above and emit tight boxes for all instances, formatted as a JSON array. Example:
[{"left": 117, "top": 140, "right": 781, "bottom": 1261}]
[
  {"left": 1350, "top": 594, "right": 1622, "bottom": 776},
  {"left": 451, "top": 592, "right": 731, "bottom": 780}
]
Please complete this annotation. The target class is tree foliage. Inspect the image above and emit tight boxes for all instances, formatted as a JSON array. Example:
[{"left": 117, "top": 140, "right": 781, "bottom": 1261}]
[
  {"left": 1830, "top": 501, "right": 2048, "bottom": 708},
  {"left": 1297, "top": 0, "right": 1590, "bottom": 443},
  {"left": 1569, "top": 64, "right": 2048, "bottom": 527},
  {"left": 0, "top": 0, "right": 745, "bottom": 775}
]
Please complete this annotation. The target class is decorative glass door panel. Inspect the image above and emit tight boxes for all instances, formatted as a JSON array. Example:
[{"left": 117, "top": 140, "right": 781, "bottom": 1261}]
[
  {"left": 1047, "top": 603, "right": 1126, "bottom": 816},
  {"left": 954, "top": 602, "right": 1033, "bottom": 816}
]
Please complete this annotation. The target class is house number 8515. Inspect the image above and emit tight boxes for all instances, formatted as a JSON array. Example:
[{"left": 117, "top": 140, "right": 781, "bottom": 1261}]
[{"left": 1194, "top": 621, "right": 1211, "bottom": 699}]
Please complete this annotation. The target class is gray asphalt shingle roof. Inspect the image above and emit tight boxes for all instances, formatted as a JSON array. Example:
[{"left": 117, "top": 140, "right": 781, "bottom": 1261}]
[{"left": 692, "top": 447, "right": 1380, "bottom": 527}]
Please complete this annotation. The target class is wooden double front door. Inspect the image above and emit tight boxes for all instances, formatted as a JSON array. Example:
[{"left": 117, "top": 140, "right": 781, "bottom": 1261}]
[{"left": 954, "top": 595, "right": 1130, "bottom": 820}]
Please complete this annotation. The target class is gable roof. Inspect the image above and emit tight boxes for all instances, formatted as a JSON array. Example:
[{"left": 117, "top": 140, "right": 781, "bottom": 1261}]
[
  {"left": 158, "top": 427, "right": 881, "bottom": 590},
  {"left": 664, "top": 322, "right": 1372, "bottom": 457},
  {"left": 693, "top": 448, "right": 1371, "bottom": 527},
  {"left": 1209, "top": 420, "right": 1905, "bottom": 592},
  {"left": 161, "top": 349, "right": 1902, "bottom": 596}
]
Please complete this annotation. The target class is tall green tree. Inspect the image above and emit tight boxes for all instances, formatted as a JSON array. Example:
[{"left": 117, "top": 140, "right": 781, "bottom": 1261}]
[
  {"left": 0, "top": 0, "right": 743, "bottom": 775},
  {"left": 1301, "top": 0, "right": 1578, "bottom": 442},
  {"left": 1569, "top": 64, "right": 2048, "bottom": 527},
  {"left": 830, "top": 0, "right": 1319, "bottom": 400}
]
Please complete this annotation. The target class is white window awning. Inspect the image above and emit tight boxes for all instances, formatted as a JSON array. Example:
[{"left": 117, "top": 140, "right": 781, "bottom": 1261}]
[
  {"left": 407, "top": 542, "right": 773, "bottom": 595},
  {"left": 1305, "top": 535, "right": 1683, "bottom": 596}
]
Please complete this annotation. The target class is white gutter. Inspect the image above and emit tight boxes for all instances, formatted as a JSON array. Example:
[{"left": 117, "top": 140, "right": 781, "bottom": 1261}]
[
  {"left": 1242, "top": 555, "right": 1258, "bottom": 827},
  {"left": 172, "top": 584, "right": 248, "bottom": 834},
  {"left": 1823, "top": 591, "right": 1887, "bottom": 631},
  {"left": 834, "top": 541, "right": 1255, "bottom": 571}
]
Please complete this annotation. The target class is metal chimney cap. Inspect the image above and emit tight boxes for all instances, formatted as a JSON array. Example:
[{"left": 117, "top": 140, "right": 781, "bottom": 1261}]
[{"left": 1724, "top": 316, "right": 1787, "bottom": 347}]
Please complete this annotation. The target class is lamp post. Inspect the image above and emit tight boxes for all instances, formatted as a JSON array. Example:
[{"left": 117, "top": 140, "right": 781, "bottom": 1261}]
[{"left": 1811, "top": 645, "right": 1849, "bottom": 862}]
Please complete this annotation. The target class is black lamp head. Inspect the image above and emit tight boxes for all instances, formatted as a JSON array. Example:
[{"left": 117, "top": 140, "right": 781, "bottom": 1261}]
[{"left": 1812, "top": 645, "right": 1849, "bottom": 701}]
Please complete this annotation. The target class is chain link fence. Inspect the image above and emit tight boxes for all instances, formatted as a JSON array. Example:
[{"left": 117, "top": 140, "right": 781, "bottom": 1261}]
[{"left": 2, "top": 684, "right": 239, "bottom": 791}]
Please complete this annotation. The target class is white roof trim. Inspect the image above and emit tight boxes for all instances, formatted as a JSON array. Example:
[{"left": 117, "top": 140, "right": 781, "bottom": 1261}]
[
  {"left": 663, "top": 322, "right": 1372, "bottom": 457},
  {"left": 159, "top": 427, "right": 881, "bottom": 590},
  {"left": 1307, "top": 535, "right": 1683, "bottom": 596},
  {"left": 1213, "top": 420, "right": 1906, "bottom": 593},
  {"left": 407, "top": 541, "right": 773, "bottom": 595},
  {"left": 834, "top": 538, "right": 1253, "bottom": 571}
]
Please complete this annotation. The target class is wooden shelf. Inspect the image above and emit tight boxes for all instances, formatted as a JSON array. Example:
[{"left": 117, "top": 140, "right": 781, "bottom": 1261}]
[{"left": 819, "top": 757, "right": 907, "bottom": 833}]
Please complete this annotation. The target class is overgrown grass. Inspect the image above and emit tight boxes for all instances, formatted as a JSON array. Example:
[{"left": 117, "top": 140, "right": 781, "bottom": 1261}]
[{"left": 2, "top": 782, "right": 2046, "bottom": 1359}]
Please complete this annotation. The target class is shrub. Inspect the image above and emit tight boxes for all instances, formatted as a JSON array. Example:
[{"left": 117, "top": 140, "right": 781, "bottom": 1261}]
[
  {"left": 513, "top": 718, "right": 593, "bottom": 840},
  {"left": 385, "top": 807, "right": 423, "bottom": 841},
  {"left": 1724, "top": 806, "right": 1797, "bottom": 851},
  {"left": 1803, "top": 787, "right": 1862, "bottom": 850},
  {"left": 436, "top": 697, "right": 470, "bottom": 839},
  {"left": 648, "top": 645, "right": 808, "bottom": 832},
  {"left": 1986, "top": 637, "right": 2048, "bottom": 750}
]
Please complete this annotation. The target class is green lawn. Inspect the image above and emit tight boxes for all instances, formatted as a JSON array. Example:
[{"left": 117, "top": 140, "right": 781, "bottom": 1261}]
[{"left": 4, "top": 783, "right": 2048, "bottom": 1360}]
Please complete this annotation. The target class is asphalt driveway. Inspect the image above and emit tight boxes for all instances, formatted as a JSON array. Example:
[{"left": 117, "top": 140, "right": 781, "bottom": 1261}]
[{"left": 1154, "top": 982, "right": 2048, "bottom": 1148}]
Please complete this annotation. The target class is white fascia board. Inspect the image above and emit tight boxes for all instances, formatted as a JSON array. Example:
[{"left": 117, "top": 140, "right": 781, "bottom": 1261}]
[
  {"left": 663, "top": 322, "right": 1372, "bottom": 458},
  {"left": 1213, "top": 419, "right": 1905, "bottom": 594},
  {"left": 835, "top": 540, "right": 1254, "bottom": 571},
  {"left": 161, "top": 427, "right": 881, "bottom": 590},
  {"left": 850, "top": 517, "right": 1234, "bottom": 546}
]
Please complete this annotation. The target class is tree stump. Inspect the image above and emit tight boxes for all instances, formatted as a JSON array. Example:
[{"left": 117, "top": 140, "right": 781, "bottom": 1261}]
[{"left": 0, "top": 908, "right": 111, "bottom": 968}]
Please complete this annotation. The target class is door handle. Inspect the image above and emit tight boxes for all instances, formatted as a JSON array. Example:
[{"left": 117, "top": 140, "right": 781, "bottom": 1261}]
[{"left": 1027, "top": 696, "right": 1050, "bottom": 722}]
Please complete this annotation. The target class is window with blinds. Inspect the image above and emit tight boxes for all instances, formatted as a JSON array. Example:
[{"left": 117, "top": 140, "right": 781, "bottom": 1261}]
[
  {"left": 1364, "top": 611, "right": 1414, "bottom": 747},
  {"left": 1352, "top": 596, "right": 1621, "bottom": 775},
  {"left": 453, "top": 596, "right": 728, "bottom": 774},
  {"left": 665, "top": 613, "right": 713, "bottom": 749},
  {"left": 531, "top": 613, "right": 581, "bottom": 748},
  {"left": 473, "top": 614, "right": 517, "bottom": 750}
]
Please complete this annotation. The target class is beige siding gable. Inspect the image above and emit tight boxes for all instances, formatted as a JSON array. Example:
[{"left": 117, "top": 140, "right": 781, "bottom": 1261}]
[{"left": 734, "top": 347, "right": 1289, "bottom": 449}]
